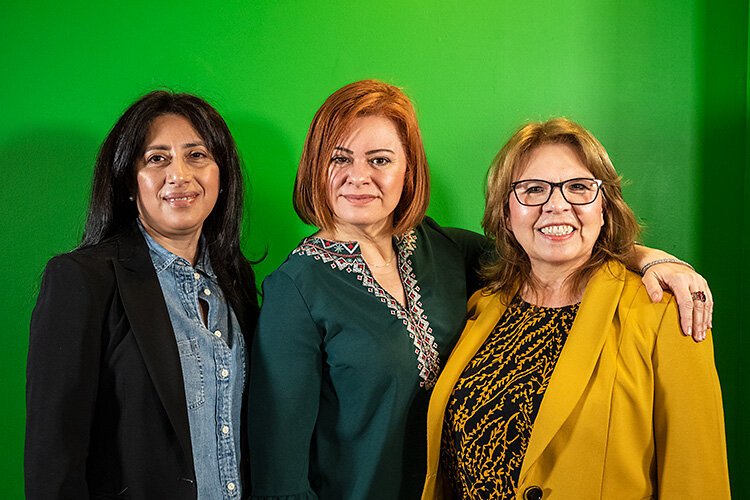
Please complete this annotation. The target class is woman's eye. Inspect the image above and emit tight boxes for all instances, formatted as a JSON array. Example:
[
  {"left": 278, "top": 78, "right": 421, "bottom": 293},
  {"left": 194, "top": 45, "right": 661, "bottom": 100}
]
[
  {"left": 147, "top": 154, "right": 167, "bottom": 164},
  {"left": 525, "top": 185, "right": 545, "bottom": 194},
  {"left": 370, "top": 157, "right": 391, "bottom": 167},
  {"left": 330, "top": 156, "right": 350, "bottom": 165},
  {"left": 188, "top": 150, "right": 210, "bottom": 162},
  {"left": 567, "top": 182, "right": 590, "bottom": 192}
]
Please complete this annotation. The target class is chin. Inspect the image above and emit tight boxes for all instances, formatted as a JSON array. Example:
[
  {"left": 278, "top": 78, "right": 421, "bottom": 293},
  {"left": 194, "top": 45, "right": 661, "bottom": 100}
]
[
  {"left": 540, "top": 253, "right": 591, "bottom": 268},
  {"left": 157, "top": 220, "right": 205, "bottom": 236},
  {"left": 337, "top": 212, "right": 388, "bottom": 226}
]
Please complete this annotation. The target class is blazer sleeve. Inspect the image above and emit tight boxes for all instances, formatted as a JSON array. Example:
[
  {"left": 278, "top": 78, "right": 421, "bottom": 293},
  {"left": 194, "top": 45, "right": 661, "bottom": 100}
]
[
  {"left": 652, "top": 296, "right": 731, "bottom": 498},
  {"left": 248, "top": 270, "right": 321, "bottom": 500},
  {"left": 25, "top": 255, "right": 111, "bottom": 499}
]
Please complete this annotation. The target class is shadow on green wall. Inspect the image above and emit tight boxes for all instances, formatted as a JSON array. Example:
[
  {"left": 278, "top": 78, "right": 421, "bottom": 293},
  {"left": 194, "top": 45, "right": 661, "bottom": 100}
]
[
  {"left": 0, "top": 128, "right": 100, "bottom": 492},
  {"left": 699, "top": 0, "right": 749, "bottom": 494},
  {"left": 230, "top": 114, "right": 314, "bottom": 279}
]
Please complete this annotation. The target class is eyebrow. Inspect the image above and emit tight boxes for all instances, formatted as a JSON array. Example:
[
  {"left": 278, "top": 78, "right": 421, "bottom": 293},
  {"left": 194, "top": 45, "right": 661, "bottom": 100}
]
[
  {"left": 332, "top": 146, "right": 395, "bottom": 155},
  {"left": 144, "top": 142, "right": 206, "bottom": 151}
]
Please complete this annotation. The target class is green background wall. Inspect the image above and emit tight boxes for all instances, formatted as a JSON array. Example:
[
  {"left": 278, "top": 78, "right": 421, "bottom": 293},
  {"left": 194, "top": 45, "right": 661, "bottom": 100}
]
[{"left": 2, "top": 0, "right": 746, "bottom": 496}]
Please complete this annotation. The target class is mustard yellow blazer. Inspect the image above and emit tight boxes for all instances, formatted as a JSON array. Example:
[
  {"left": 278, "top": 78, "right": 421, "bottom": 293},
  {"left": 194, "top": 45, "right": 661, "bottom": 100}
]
[{"left": 423, "top": 261, "right": 730, "bottom": 499}]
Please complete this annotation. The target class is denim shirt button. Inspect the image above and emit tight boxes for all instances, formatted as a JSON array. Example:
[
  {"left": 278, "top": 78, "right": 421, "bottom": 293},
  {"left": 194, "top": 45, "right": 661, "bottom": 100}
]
[{"left": 139, "top": 222, "right": 245, "bottom": 499}]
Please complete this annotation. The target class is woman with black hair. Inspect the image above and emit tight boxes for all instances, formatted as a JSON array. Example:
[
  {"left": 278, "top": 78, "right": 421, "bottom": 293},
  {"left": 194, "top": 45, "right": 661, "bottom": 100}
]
[{"left": 25, "top": 91, "right": 258, "bottom": 499}]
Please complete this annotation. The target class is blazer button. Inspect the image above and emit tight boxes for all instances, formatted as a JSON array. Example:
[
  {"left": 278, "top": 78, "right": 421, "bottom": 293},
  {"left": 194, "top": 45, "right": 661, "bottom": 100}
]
[{"left": 524, "top": 486, "right": 543, "bottom": 500}]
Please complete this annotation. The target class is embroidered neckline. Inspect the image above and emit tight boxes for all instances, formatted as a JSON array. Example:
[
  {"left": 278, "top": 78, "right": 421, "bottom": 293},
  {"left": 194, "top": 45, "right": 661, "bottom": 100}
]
[{"left": 292, "top": 230, "right": 440, "bottom": 389}]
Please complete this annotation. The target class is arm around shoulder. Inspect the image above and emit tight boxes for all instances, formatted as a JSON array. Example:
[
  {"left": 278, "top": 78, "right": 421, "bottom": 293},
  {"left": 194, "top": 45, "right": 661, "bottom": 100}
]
[{"left": 435, "top": 223, "right": 489, "bottom": 296}]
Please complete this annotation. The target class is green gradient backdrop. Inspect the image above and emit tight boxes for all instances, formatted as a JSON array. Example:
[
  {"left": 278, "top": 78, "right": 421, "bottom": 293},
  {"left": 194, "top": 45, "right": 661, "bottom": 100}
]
[{"left": 1, "top": 0, "right": 746, "bottom": 496}]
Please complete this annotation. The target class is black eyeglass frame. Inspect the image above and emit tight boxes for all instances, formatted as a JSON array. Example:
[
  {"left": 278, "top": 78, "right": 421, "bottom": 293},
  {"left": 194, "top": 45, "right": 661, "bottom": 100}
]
[{"left": 510, "top": 177, "right": 604, "bottom": 206}]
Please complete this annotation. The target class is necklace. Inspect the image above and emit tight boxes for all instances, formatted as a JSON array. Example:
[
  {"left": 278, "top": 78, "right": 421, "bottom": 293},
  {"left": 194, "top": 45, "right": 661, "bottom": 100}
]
[{"left": 370, "top": 254, "right": 396, "bottom": 269}]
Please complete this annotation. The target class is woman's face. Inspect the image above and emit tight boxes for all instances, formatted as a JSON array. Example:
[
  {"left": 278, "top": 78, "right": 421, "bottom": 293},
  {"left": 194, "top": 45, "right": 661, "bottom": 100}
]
[
  {"left": 327, "top": 115, "right": 407, "bottom": 236},
  {"left": 507, "top": 143, "right": 604, "bottom": 274},
  {"left": 135, "top": 113, "right": 220, "bottom": 243}
]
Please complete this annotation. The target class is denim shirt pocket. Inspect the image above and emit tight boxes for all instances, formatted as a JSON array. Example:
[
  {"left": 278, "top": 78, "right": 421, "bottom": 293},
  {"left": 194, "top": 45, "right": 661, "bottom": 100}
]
[{"left": 176, "top": 338, "right": 205, "bottom": 409}]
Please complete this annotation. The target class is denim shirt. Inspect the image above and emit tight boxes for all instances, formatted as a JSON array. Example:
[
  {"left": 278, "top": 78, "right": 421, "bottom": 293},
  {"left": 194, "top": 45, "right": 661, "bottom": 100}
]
[{"left": 139, "top": 222, "right": 246, "bottom": 499}]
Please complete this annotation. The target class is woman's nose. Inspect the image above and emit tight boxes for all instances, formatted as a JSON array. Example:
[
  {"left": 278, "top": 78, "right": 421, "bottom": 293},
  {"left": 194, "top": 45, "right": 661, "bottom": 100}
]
[
  {"left": 346, "top": 159, "right": 371, "bottom": 185},
  {"left": 544, "top": 185, "right": 571, "bottom": 211},
  {"left": 166, "top": 157, "right": 191, "bottom": 184}
]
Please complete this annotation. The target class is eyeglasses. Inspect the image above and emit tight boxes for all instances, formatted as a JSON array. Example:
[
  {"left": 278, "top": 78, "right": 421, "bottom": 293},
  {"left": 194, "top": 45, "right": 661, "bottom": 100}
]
[{"left": 511, "top": 178, "right": 603, "bottom": 206}]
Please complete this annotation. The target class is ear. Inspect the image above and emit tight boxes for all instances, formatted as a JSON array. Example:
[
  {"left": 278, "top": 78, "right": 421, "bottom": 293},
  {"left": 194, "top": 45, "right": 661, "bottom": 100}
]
[{"left": 599, "top": 196, "right": 606, "bottom": 228}]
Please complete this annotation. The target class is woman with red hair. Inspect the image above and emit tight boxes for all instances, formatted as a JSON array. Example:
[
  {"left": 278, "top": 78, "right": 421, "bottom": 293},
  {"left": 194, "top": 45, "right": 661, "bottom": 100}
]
[{"left": 248, "top": 81, "right": 712, "bottom": 499}]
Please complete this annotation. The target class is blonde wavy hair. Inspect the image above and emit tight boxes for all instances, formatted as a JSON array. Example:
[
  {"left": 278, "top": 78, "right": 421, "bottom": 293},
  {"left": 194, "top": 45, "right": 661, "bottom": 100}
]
[{"left": 481, "top": 118, "right": 641, "bottom": 298}]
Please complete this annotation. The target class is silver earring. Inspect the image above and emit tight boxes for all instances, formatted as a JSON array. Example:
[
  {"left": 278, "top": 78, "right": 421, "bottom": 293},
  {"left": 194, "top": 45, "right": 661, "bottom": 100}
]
[{"left": 128, "top": 195, "right": 134, "bottom": 201}]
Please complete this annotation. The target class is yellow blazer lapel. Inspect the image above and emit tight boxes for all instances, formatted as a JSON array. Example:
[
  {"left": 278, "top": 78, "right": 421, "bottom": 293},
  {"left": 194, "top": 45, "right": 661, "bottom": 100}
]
[
  {"left": 519, "top": 262, "right": 627, "bottom": 480},
  {"left": 425, "top": 291, "right": 509, "bottom": 479}
]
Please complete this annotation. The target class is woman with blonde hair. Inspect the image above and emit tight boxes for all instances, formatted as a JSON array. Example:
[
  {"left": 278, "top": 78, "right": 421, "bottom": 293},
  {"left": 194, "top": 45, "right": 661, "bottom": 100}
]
[{"left": 423, "top": 118, "right": 729, "bottom": 499}]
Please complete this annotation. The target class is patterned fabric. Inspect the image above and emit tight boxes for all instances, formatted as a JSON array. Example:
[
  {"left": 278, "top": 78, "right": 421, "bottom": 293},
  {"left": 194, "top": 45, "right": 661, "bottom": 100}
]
[
  {"left": 249, "top": 218, "right": 486, "bottom": 500},
  {"left": 293, "top": 230, "right": 439, "bottom": 388},
  {"left": 441, "top": 294, "right": 579, "bottom": 499}
]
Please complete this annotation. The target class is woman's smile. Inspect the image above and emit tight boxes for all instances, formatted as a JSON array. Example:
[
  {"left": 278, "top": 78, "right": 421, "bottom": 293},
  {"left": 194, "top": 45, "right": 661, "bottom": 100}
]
[
  {"left": 508, "top": 143, "right": 604, "bottom": 271},
  {"left": 327, "top": 115, "right": 407, "bottom": 238},
  {"left": 341, "top": 194, "right": 379, "bottom": 205},
  {"left": 162, "top": 191, "right": 200, "bottom": 206}
]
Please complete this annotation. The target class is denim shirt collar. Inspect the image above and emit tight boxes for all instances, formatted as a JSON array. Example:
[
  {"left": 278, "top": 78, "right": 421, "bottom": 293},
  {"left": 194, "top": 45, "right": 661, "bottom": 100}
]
[{"left": 136, "top": 219, "right": 216, "bottom": 278}]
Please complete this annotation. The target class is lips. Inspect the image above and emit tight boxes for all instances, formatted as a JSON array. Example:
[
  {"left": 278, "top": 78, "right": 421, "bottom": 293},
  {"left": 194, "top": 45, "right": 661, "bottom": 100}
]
[
  {"left": 539, "top": 224, "right": 575, "bottom": 236},
  {"left": 163, "top": 192, "right": 199, "bottom": 206},
  {"left": 342, "top": 194, "right": 378, "bottom": 205}
]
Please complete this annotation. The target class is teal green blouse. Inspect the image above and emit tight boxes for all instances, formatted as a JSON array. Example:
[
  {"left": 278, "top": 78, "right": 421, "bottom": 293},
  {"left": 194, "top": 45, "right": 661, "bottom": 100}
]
[{"left": 249, "top": 218, "right": 485, "bottom": 499}]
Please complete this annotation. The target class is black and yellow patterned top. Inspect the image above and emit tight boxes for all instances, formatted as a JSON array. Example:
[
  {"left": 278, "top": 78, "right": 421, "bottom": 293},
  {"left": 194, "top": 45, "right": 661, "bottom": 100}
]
[{"left": 441, "top": 293, "right": 579, "bottom": 499}]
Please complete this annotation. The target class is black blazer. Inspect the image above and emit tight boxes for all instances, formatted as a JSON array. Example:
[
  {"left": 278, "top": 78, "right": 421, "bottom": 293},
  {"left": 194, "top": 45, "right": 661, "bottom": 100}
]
[{"left": 25, "top": 225, "right": 257, "bottom": 499}]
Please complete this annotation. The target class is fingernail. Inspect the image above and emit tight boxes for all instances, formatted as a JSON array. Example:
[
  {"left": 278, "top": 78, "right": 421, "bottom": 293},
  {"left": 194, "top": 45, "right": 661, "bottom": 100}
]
[{"left": 685, "top": 326, "right": 692, "bottom": 337}]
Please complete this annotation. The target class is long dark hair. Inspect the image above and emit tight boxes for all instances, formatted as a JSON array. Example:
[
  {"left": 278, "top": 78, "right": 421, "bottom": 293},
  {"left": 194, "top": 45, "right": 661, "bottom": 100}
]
[{"left": 82, "top": 90, "right": 258, "bottom": 317}]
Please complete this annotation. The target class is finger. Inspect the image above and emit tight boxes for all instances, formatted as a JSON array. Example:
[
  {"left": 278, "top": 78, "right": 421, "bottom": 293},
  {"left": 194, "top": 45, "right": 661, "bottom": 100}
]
[
  {"left": 670, "top": 284, "right": 694, "bottom": 337},
  {"left": 691, "top": 295, "right": 706, "bottom": 342},
  {"left": 641, "top": 272, "right": 664, "bottom": 303},
  {"left": 693, "top": 280, "right": 711, "bottom": 337},
  {"left": 705, "top": 285, "right": 714, "bottom": 330}
]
